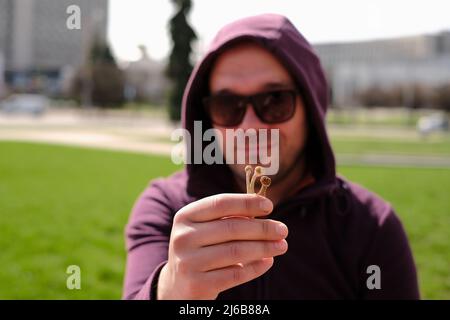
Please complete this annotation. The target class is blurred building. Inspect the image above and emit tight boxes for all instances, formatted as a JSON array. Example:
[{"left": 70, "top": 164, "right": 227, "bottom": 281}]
[
  {"left": 314, "top": 31, "right": 450, "bottom": 106},
  {"left": 124, "top": 46, "right": 169, "bottom": 105},
  {"left": 0, "top": 0, "right": 108, "bottom": 95}
]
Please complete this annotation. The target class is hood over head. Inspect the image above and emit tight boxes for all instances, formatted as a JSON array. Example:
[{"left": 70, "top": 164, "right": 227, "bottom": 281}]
[{"left": 181, "top": 13, "right": 337, "bottom": 199}]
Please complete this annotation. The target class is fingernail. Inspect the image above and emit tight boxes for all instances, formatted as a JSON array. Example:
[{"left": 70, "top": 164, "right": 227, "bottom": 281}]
[
  {"left": 259, "top": 199, "right": 272, "bottom": 213},
  {"left": 276, "top": 224, "right": 288, "bottom": 236}
]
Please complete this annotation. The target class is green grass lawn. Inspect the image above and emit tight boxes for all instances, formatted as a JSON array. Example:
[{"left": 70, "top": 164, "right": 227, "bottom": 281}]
[
  {"left": 0, "top": 141, "right": 448, "bottom": 299},
  {"left": 0, "top": 141, "right": 179, "bottom": 299}
]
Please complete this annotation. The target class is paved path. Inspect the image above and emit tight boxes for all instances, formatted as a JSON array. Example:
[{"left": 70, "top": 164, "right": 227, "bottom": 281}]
[
  {"left": 0, "top": 110, "right": 175, "bottom": 156},
  {"left": 1, "top": 110, "right": 450, "bottom": 168}
]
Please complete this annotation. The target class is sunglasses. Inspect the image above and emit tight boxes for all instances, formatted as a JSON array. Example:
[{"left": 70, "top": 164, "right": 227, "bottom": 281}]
[{"left": 203, "top": 89, "right": 299, "bottom": 127}]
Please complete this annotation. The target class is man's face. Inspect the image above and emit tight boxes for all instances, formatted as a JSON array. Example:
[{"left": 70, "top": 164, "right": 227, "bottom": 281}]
[{"left": 208, "top": 42, "right": 308, "bottom": 185}]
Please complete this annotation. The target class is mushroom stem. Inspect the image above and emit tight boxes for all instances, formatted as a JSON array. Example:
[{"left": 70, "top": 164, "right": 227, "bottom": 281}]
[
  {"left": 249, "top": 166, "right": 263, "bottom": 194},
  {"left": 258, "top": 176, "right": 272, "bottom": 197},
  {"left": 245, "top": 165, "right": 253, "bottom": 194}
]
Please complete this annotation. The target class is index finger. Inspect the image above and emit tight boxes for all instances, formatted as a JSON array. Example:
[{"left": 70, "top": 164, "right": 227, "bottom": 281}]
[{"left": 178, "top": 193, "right": 273, "bottom": 222}]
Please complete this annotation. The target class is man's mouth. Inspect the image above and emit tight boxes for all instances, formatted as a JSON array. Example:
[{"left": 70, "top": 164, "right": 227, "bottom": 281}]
[
  {"left": 237, "top": 143, "right": 271, "bottom": 151},
  {"left": 235, "top": 140, "right": 278, "bottom": 151},
  {"left": 235, "top": 142, "right": 279, "bottom": 160}
]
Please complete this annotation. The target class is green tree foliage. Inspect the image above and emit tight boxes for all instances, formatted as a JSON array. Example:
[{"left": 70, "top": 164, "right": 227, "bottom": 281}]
[{"left": 167, "top": 0, "right": 197, "bottom": 121}]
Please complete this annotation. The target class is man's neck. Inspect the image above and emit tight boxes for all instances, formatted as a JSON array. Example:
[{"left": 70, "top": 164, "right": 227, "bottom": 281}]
[{"left": 267, "top": 156, "right": 309, "bottom": 206}]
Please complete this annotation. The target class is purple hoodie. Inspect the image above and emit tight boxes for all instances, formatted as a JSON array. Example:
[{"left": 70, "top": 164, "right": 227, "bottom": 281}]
[{"left": 122, "top": 14, "right": 419, "bottom": 300}]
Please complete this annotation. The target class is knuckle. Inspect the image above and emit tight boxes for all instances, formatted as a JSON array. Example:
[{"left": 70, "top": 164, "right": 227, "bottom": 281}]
[
  {"left": 171, "top": 235, "right": 183, "bottom": 250},
  {"left": 212, "top": 194, "right": 225, "bottom": 211},
  {"left": 232, "top": 268, "right": 243, "bottom": 283},
  {"left": 261, "top": 220, "right": 270, "bottom": 236},
  {"left": 174, "top": 208, "right": 187, "bottom": 223},
  {"left": 171, "top": 229, "right": 191, "bottom": 250},
  {"left": 244, "top": 194, "right": 254, "bottom": 212},
  {"left": 174, "top": 200, "right": 200, "bottom": 223},
  {"left": 244, "top": 197, "right": 250, "bottom": 212},
  {"left": 228, "top": 242, "right": 242, "bottom": 259},
  {"left": 225, "top": 219, "right": 239, "bottom": 237}
]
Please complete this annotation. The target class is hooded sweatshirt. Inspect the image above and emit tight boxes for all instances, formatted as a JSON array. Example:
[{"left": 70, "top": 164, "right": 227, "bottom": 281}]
[{"left": 122, "top": 14, "right": 419, "bottom": 300}]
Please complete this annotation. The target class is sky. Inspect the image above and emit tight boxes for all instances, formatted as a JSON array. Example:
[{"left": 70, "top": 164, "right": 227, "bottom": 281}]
[{"left": 108, "top": 0, "right": 450, "bottom": 63}]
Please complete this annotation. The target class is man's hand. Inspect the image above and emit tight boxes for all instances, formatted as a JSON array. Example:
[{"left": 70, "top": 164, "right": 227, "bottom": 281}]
[{"left": 157, "top": 193, "right": 288, "bottom": 300}]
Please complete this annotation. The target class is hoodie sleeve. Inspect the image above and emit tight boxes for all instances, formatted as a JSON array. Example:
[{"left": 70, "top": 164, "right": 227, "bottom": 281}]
[
  {"left": 360, "top": 207, "right": 420, "bottom": 299},
  {"left": 122, "top": 179, "right": 175, "bottom": 300}
]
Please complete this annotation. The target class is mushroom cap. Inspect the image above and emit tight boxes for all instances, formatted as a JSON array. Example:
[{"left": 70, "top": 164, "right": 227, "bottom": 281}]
[
  {"left": 245, "top": 165, "right": 253, "bottom": 172},
  {"left": 254, "top": 166, "right": 263, "bottom": 175},
  {"left": 260, "top": 176, "right": 271, "bottom": 186}
]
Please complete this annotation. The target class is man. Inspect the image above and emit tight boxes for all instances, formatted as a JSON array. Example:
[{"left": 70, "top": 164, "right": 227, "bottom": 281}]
[{"left": 123, "top": 14, "right": 419, "bottom": 300}]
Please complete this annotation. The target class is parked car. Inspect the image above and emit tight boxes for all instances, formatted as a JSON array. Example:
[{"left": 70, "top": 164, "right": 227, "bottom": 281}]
[
  {"left": 0, "top": 94, "right": 49, "bottom": 116},
  {"left": 417, "top": 113, "right": 449, "bottom": 135}
]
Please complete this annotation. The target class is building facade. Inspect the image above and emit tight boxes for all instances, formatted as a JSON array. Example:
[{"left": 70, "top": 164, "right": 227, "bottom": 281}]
[
  {"left": 313, "top": 32, "right": 450, "bottom": 106},
  {"left": 0, "top": 0, "right": 108, "bottom": 94}
]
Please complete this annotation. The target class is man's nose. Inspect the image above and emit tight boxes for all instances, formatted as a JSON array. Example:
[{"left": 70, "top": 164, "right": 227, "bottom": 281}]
[{"left": 239, "top": 103, "right": 266, "bottom": 130}]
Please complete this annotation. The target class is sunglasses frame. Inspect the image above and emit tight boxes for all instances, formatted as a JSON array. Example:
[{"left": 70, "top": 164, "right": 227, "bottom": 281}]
[{"left": 203, "top": 89, "right": 300, "bottom": 127}]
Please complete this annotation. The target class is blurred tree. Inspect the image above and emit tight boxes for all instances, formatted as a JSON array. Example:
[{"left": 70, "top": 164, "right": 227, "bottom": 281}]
[
  {"left": 167, "top": 0, "right": 197, "bottom": 122},
  {"left": 356, "top": 84, "right": 432, "bottom": 109},
  {"left": 71, "top": 37, "right": 125, "bottom": 108},
  {"left": 356, "top": 85, "right": 402, "bottom": 108},
  {"left": 434, "top": 84, "right": 450, "bottom": 112},
  {"left": 90, "top": 37, "right": 116, "bottom": 64},
  {"left": 403, "top": 83, "right": 431, "bottom": 110}
]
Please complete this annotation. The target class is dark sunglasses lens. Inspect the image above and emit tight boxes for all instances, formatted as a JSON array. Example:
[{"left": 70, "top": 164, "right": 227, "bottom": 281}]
[
  {"left": 254, "top": 91, "right": 296, "bottom": 123},
  {"left": 206, "top": 95, "right": 245, "bottom": 126}
]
